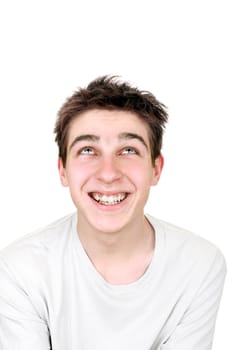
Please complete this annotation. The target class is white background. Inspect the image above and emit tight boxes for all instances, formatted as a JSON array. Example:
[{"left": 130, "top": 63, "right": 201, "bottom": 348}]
[{"left": 0, "top": 1, "right": 235, "bottom": 348}]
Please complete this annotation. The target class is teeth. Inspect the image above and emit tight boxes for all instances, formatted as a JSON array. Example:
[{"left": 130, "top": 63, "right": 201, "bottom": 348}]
[
  {"left": 91, "top": 193, "right": 126, "bottom": 205},
  {"left": 93, "top": 193, "right": 100, "bottom": 202}
]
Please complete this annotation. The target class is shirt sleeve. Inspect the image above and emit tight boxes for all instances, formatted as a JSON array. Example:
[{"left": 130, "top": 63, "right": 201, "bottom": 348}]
[
  {"left": 0, "top": 257, "right": 51, "bottom": 350},
  {"left": 160, "top": 249, "right": 227, "bottom": 350}
]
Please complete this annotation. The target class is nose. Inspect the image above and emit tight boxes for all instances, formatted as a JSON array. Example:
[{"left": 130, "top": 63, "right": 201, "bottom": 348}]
[{"left": 96, "top": 155, "right": 122, "bottom": 184}]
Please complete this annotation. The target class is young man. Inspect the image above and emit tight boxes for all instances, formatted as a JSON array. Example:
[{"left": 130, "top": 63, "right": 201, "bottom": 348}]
[{"left": 0, "top": 76, "right": 226, "bottom": 349}]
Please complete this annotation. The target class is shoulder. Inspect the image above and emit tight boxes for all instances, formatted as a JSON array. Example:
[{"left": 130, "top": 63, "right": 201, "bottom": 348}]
[
  {"left": 0, "top": 212, "right": 76, "bottom": 280},
  {"left": 0, "top": 214, "right": 76, "bottom": 324},
  {"left": 147, "top": 214, "right": 226, "bottom": 277}
]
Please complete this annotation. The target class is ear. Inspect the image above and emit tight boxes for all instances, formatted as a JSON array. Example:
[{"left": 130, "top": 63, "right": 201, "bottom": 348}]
[
  {"left": 151, "top": 155, "right": 164, "bottom": 186},
  {"left": 58, "top": 158, "right": 69, "bottom": 187}
]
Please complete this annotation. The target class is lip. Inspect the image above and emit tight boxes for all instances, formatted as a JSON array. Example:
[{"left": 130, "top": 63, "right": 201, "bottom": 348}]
[
  {"left": 88, "top": 191, "right": 130, "bottom": 211},
  {"left": 89, "top": 191, "right": 128, "bottom": 195}
]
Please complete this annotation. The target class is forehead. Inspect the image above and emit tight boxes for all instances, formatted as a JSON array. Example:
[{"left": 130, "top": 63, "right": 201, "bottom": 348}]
[{"left": 68, "top": 109, "right": 150, "bottom": 142}]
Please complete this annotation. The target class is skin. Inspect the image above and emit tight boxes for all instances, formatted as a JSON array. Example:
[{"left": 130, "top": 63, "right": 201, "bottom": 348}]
[{"left": 58, "top": 109, "right": 164, "bottom": 284}]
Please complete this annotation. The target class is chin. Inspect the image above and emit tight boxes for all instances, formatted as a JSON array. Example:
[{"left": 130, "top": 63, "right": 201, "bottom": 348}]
[{"left": 88, "top": 217, "right": 130, "bottom": 234}]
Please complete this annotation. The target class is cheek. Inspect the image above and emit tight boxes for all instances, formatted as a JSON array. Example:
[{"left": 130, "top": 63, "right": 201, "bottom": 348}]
[
  {"left": 66, "top": 161, "right": 95, "bottom": 186},
  {"left": 125, "top": 163, "right": 153, "bottom": 186}
]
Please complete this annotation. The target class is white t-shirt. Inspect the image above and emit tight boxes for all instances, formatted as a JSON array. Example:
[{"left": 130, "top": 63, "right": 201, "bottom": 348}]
[{"left": 0, "top": 213, "right": 226, "bottom": 350}]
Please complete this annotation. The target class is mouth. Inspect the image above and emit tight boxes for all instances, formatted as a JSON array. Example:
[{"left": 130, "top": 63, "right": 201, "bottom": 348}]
[{"left": 89, "top": 192, "right": 128, "bottom": 206}]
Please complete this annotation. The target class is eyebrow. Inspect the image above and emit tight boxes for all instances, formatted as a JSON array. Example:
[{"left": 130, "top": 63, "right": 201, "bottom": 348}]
[
  {"left": 69, "top": 134, "right": 100, "bottom": 151},
  {"left": 69, "top": 132, "right": 148, "bottom": 151},
  {"left": 118, "top": 132, "right": 148, "bottom": 149}
]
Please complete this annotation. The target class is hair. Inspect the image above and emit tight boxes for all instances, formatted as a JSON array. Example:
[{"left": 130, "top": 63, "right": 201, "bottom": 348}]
[{"left": 54, "top": 75, "right": 168, "bottom": 166}]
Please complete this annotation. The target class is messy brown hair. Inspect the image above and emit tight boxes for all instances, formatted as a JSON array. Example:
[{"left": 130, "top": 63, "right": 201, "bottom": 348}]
[{"left": 54, "top": 75, "right": 168, "bottom": 166}]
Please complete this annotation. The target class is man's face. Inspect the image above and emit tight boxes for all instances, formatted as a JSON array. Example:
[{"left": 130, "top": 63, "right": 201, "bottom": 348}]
[{"left": 58, "top": 109, "right": 163, "bottom": 234}]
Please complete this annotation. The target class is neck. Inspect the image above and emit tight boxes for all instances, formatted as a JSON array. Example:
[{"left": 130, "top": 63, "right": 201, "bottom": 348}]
[{"left": 77, "top": 214, "right": 155, "bottom": 284}]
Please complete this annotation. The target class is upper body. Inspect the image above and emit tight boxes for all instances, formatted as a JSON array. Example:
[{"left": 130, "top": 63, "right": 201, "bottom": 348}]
[
  {"left": 0, "top": 76, "right": 227, "bottom": 349},
  {"left": 0, "top": 213, "right": 226, "bottom": 350}
]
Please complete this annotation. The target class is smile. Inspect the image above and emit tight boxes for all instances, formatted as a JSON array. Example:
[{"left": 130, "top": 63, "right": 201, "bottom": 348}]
[{"left": 89, "top": 192, "right": 128, "bottom": 205}]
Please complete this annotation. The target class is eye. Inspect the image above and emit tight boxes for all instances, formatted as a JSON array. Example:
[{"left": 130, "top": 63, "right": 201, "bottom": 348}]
[
  {"left": 80, "top": 147, "right": 95, "bottom": 155},
  {"left": 121, "top": 147, "right": 138, "bottom": 155}
]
